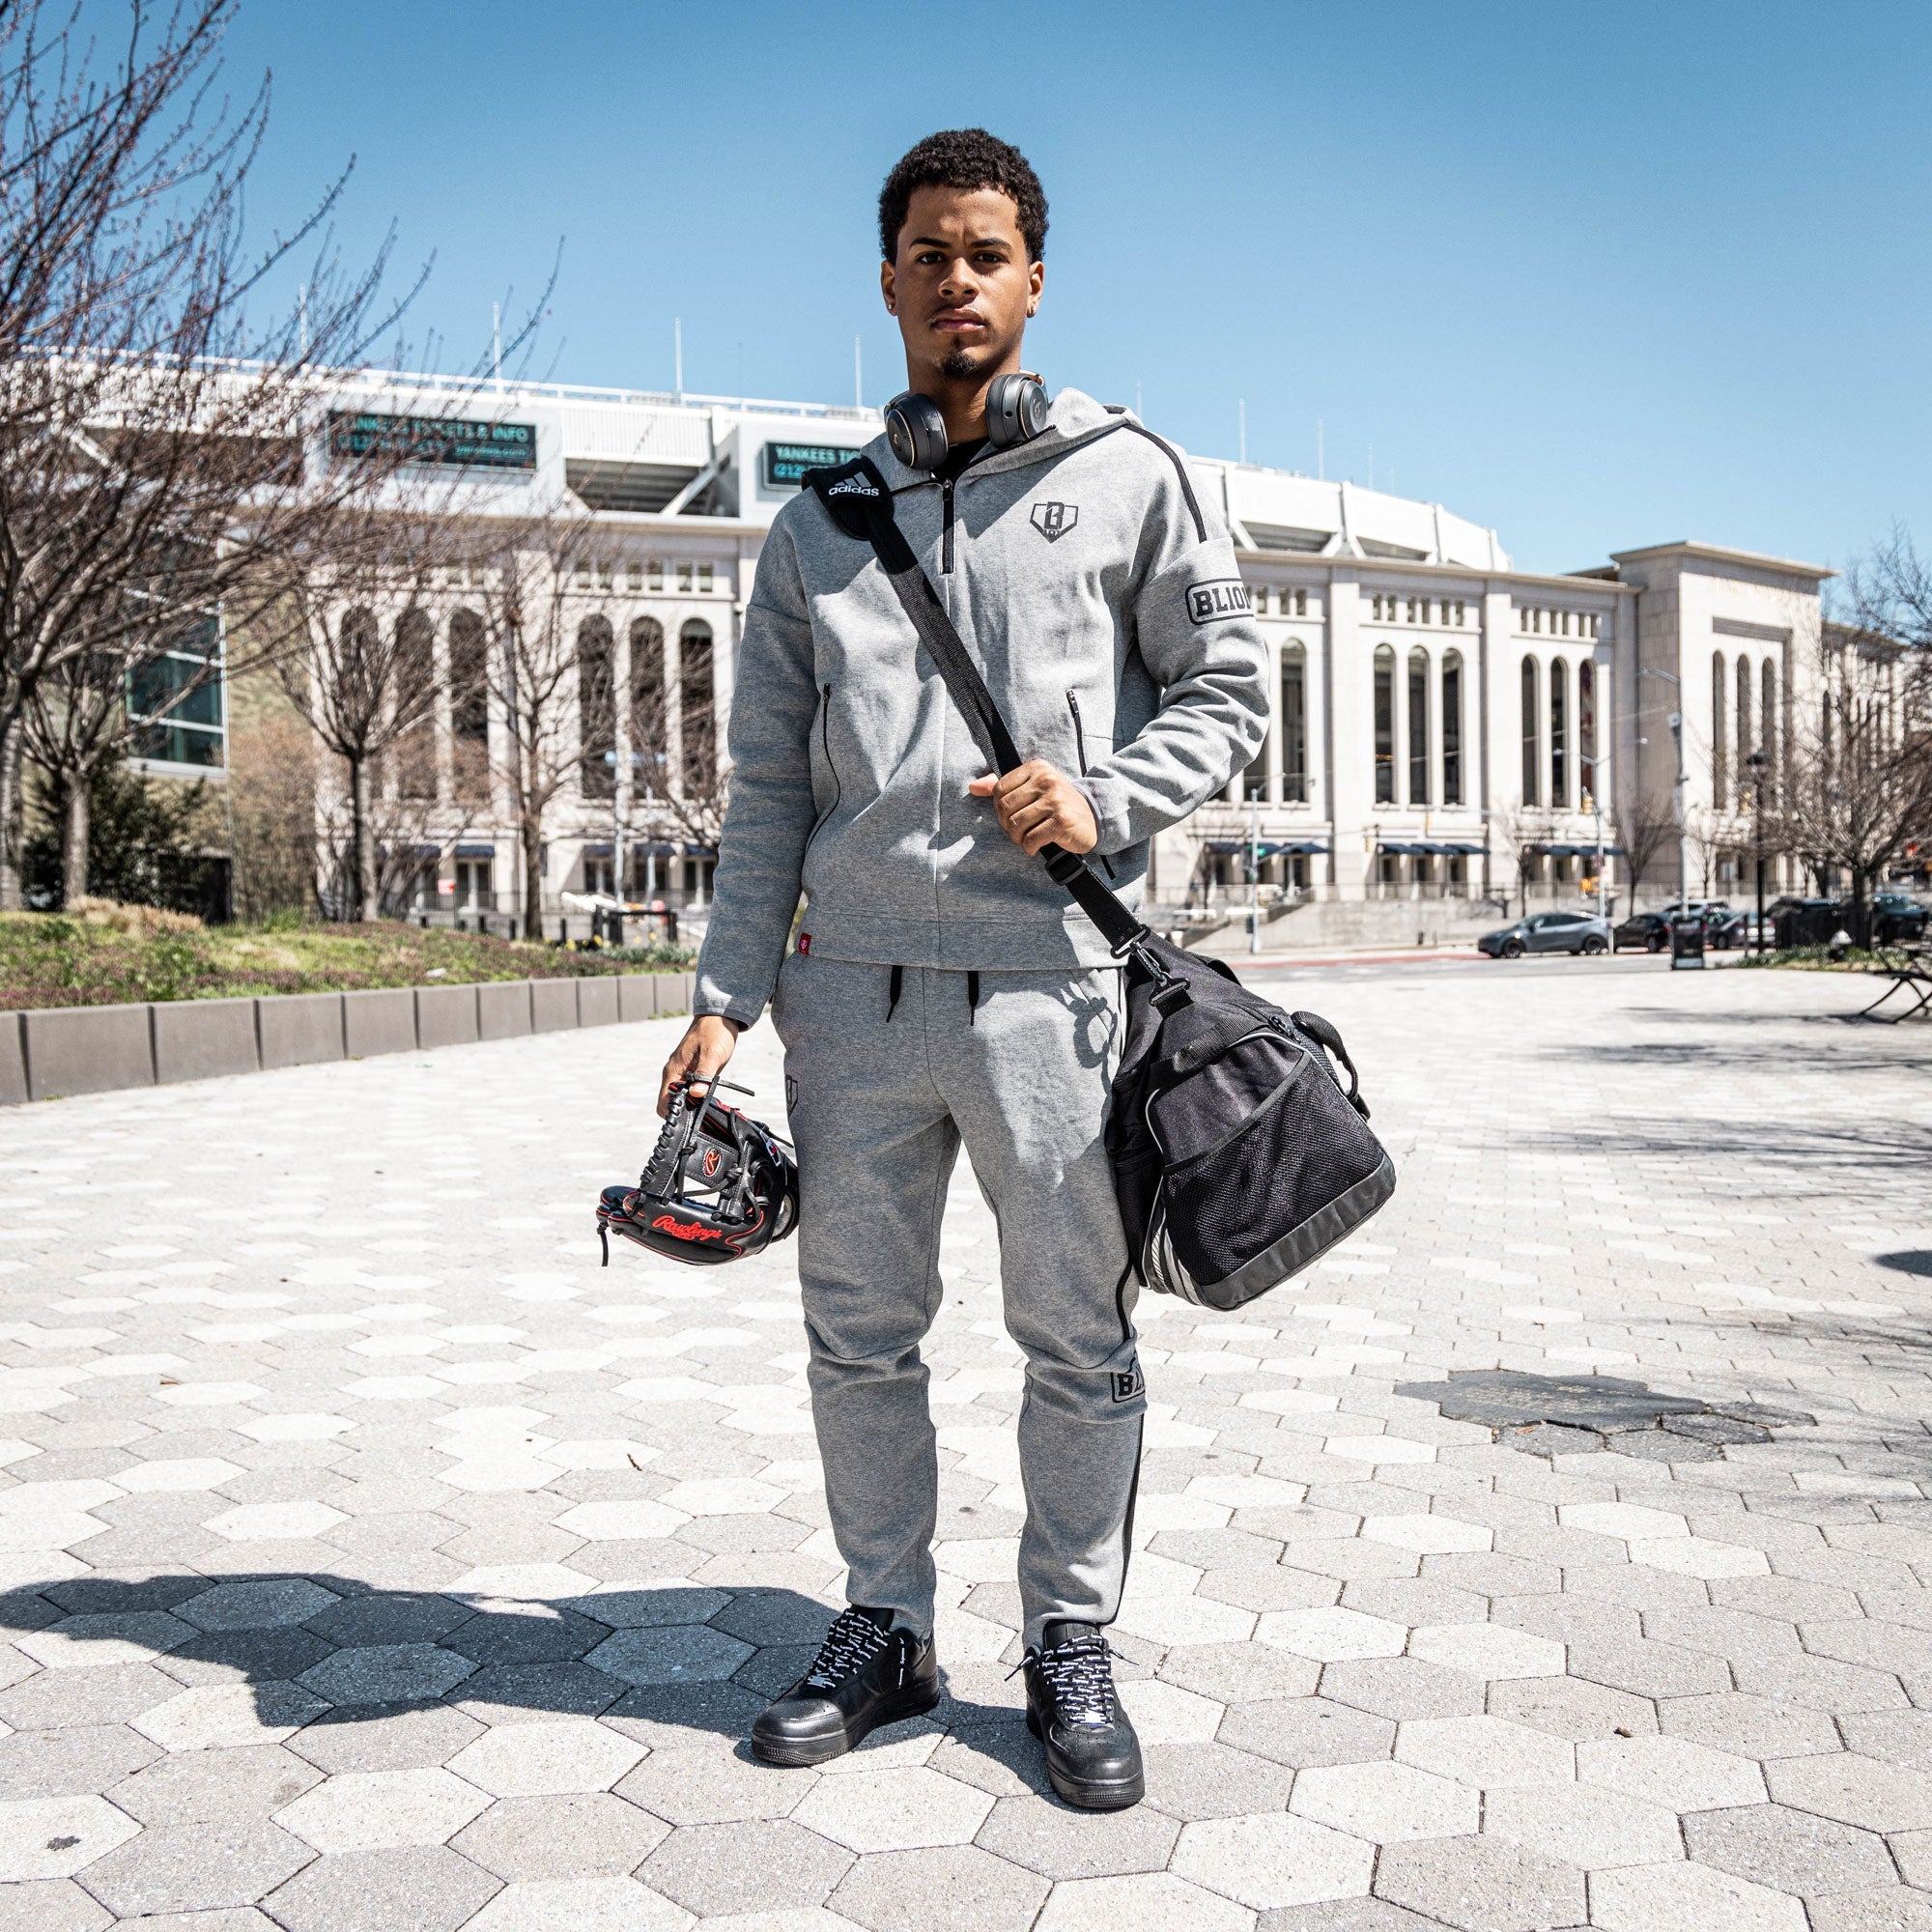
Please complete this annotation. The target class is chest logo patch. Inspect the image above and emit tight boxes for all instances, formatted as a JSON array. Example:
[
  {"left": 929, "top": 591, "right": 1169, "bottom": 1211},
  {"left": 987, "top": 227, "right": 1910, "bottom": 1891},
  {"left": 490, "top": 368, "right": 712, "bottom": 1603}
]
[
  {"left": 1186, "top": 578, "right": 1252, "bottom": 624},
  {"left": 1030, "top": 500, "right": 1080, "bottom": 543}
]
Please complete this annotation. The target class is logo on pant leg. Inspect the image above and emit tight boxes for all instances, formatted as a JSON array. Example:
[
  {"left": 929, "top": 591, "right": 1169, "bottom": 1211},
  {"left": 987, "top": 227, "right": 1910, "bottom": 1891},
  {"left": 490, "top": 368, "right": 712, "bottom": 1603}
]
[
  {"left": 784, "top": 1073, "right": 798, "bottom": 1110},
  {"left": 1112, "top": 1362, "right": 1146, "bottom": 1404}
]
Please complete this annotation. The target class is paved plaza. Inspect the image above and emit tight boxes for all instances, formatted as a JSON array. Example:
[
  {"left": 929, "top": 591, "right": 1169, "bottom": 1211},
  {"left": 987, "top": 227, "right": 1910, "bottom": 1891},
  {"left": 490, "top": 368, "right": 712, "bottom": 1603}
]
[{"left": 1, "top": 957, "right": 1930, "bottom": 1931}]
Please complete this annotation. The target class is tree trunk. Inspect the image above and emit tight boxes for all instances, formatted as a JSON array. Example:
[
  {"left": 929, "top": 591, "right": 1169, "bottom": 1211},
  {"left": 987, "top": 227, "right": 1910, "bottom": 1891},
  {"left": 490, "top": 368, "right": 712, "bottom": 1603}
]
[
  {"left": 523, "top": 821, "right": 544, "bottom": 941},
  {"left": 59, "top": 772, "right": 90, "bottom": 907},
  {"left": 0, "top": 719, "right": 22, "bottom": 912},
  {"left": 346, "top": 753, "right": 374, "bottom": 922}
]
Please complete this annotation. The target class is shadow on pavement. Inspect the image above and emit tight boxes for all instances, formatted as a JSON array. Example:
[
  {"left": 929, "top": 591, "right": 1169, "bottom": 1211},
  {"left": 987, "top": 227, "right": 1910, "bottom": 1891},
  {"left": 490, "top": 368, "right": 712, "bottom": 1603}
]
[{"left": 0, "top": 1574, "right": 1039, "bottom": 1775}]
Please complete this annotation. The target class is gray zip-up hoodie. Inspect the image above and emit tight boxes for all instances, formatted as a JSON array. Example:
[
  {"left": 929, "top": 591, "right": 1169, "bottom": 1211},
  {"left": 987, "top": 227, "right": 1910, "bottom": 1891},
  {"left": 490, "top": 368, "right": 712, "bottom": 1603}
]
[{"left": 695, "top": 388, "right": 1268, "bottom": 1023}]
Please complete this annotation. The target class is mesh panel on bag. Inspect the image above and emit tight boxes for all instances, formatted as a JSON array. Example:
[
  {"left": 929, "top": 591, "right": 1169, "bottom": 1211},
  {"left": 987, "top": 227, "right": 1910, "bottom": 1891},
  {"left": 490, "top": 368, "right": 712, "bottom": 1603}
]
[{"left": 1162, "top": 1071, "right": 1385, "bottom": 1286}]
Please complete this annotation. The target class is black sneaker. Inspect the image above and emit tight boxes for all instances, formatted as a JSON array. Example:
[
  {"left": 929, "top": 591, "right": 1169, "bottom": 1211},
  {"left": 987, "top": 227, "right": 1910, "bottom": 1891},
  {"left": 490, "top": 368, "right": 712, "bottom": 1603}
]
[
  {"left": 750, "top": 1605, "right": 940, "bottom": 1767},
  {"left": 1024, "top": 1619, "right": 1144, "bottom": 1809}
]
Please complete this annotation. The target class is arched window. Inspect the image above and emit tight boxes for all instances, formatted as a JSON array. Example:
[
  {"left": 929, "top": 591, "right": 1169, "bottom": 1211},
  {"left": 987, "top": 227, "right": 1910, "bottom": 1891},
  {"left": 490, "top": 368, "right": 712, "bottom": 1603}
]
[
  {"left": 1712, "top": 652, "right": 1728, "bottom": 807},
  {"left": 1736, "top": 654, "right": 1753, "bottom": 808},
  {"left": 1578, "top": 659, "right": 1597, "bottom": 806},
  {"left": 1281, "top": 645, "right": 1308, "bottom": 803},
  {"left": 1373, "top": 645, "right": 1395, "bottom": 804},
  {"left": 1549, "top": 657, "right": 1569, "bottom": 808},
  {"left": 680, "top": 619, "right": 716, "bottom": 795},
  {"left": 1441, "top": 650, "right": 1463, "bottom": 806},
  {"left": 394, "top": 608, "right": 437, "bottom": 800},
  {"left": 578, "top": 615, "right": 615, "bottom": 800},
  {"left": 1761, "top": 658, "right": 1778, "bottom": 802},
  {"left": 1520, "top": 655, "right": 1540, "bottom": 807},
  {"left": 448, "top": 609, "right": 489, "bottom": 804},
  {"left": 629, "top": 617, "right": 667, "bottom": 797},
  {"left": 1407, "top": 647, "right": 1430, "bottom": 804}
]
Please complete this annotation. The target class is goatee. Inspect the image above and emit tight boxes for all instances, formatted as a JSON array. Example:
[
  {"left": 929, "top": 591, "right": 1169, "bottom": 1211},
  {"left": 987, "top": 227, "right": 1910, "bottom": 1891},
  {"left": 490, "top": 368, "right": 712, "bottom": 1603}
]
[{"left": 940, "top": 349, "right": 978, "bottom": 382}]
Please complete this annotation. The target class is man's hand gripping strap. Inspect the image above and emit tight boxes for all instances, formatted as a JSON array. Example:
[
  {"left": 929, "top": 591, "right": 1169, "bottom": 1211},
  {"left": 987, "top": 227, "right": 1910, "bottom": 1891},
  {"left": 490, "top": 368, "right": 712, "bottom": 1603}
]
[{"left": 803, "top": 456, "right": 1147, "bottom": 956}]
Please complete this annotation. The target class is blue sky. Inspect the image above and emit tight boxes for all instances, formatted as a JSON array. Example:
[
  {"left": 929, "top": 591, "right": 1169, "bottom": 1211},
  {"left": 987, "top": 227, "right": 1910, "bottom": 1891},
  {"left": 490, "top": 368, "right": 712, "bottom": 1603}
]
[{"left": 219, "top": 0, "right": 1929, "bottom": 577}]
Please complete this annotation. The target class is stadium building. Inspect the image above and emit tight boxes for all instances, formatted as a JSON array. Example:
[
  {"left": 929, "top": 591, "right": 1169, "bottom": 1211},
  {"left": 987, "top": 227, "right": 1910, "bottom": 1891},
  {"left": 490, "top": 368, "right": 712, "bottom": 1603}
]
[{"left": 224, "top": 369, "right": 1831, "bottom": 945}]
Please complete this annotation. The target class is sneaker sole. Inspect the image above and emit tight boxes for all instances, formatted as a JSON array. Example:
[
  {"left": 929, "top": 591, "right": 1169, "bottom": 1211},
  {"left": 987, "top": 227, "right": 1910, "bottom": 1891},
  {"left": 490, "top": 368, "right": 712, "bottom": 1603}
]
[
  {"left": 750, "top": 1681, "right": 940, "bottom": 1768},
  {"left": 1026, "top": 1703, "right": 1146, "bottom": 1810}
]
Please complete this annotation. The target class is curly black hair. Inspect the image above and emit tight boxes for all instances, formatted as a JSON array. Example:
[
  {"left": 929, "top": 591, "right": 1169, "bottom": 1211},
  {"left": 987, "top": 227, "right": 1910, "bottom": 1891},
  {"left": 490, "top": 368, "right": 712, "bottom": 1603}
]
[{"left": 878, "top": 128, "right": 1048, "bottom": 265}]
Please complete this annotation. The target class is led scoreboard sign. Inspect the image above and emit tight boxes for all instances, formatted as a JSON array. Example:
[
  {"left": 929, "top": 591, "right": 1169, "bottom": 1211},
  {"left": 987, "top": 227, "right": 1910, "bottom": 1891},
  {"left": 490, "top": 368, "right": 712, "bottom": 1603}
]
[
  {"left": 760, "top": 441, "right": 850, "bottom": 489},
  {"left": 328, "top": 412, "right": 537, "bottom": 470}
]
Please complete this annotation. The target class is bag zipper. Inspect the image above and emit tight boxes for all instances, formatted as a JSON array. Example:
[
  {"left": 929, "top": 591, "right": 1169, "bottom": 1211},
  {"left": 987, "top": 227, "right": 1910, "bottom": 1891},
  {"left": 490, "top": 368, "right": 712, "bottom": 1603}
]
[{"left": 1066, "top": 691, "right": 1117, "bottom": 880}]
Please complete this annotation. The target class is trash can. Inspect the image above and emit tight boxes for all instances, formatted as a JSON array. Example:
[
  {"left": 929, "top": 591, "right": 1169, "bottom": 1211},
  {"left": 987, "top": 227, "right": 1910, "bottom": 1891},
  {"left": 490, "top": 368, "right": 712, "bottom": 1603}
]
[{"left": 1670, "top": 913, "right": 1706, "bottom": 970}]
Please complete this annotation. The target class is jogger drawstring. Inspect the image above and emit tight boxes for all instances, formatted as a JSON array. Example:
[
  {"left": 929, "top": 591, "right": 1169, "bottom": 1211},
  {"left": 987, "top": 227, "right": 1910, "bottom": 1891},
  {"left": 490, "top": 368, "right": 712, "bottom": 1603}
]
[
  {"left": 966, "top": 970, "right": 980, "bottom": 1025},
  {"left": 886, "top": 964, "right": 903, "bottom": 1022}
]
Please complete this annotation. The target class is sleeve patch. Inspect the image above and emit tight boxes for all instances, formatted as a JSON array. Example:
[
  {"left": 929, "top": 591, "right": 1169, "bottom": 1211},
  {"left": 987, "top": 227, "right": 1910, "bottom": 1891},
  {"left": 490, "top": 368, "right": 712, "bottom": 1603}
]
[{"left": 1185, "top": 578, "right": 1252, "bottom": 624}]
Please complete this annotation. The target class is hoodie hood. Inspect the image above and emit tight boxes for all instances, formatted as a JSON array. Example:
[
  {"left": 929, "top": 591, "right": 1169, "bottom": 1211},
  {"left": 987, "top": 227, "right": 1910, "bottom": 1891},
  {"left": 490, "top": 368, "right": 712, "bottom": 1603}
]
[{"left": 863, "top": 385, "right": 1134, "bottom": 491}]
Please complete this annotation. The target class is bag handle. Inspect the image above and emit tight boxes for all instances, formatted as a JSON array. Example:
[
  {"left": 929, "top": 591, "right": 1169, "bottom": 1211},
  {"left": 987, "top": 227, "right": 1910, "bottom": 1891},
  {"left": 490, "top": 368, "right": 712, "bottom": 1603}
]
[{"left": 807, "top": 456, "right": 1148, "bottom": 956}]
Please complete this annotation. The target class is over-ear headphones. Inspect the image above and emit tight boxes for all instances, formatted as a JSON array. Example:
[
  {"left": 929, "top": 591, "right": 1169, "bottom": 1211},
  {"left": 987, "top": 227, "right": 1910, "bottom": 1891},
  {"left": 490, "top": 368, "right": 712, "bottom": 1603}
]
[{"left": 884, "top": 373, "right": 1049, "bottom": 473}]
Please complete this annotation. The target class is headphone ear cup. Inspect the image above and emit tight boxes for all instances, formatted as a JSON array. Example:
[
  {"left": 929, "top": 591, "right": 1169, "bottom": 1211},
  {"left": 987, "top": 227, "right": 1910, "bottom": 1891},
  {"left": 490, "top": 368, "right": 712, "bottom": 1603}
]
[
  {"left": 884, "top": 391, "right": 948, "bottom": 472},
  {"left": 985, "top": 373, "right": 1049, "bottom": 448}
]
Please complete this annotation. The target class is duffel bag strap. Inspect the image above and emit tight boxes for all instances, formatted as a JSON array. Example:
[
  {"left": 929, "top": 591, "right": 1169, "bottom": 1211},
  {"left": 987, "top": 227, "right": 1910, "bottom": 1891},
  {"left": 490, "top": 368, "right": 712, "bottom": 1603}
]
[
  {"left": 805, "top": 455, "right": 1149, "bottom": 959},
  {"left": 1291, "top": 1009, "right": 1372, "bottom": 1120}
]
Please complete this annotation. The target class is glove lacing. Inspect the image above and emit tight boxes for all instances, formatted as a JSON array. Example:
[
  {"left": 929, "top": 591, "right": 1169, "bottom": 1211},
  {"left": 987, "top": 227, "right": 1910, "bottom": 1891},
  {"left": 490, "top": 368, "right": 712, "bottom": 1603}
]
[
  {"left": 802, "top": 1607, "right": 892, "bottom": 1691},
  {"left": 1030, "top": 1630, "right": 1117, "bottom": 1725}
]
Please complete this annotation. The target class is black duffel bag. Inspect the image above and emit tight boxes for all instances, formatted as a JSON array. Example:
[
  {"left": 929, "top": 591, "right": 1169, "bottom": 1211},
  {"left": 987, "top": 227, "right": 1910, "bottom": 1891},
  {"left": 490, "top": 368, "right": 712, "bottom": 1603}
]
[{"left": 808, "top": 457, "right": 1397, "bottom": 1311}]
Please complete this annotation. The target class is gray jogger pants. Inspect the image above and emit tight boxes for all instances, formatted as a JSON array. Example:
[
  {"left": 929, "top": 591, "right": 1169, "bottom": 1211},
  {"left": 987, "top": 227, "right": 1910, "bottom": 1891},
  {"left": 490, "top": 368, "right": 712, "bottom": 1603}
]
[{"left": 770, "top": 950, "right": 1145, "bottom": 1650}]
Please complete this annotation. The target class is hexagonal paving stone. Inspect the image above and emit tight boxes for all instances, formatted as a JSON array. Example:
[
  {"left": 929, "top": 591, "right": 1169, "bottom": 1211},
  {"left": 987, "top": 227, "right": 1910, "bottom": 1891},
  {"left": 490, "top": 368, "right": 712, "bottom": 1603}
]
[
  {"left": 1766, "top": 1751, "right": 1932, "bottom": 1832},
  {"left": 1217, "top": 1694, "right": 1395, "bottom": 1769},
  {"left": 273, "top": 1766, "right": 493, "bottom": 1851},
  {"left": 1292, "top": 1758, "right": 1480, "bottom": 1843},
  {"left": 1033, "top": 1870, "right": 1255, "bottom": 1932},
  {"left": 1685, "top": 1801, "right": 1898, "bottom": 1895},
  {"left": 616, "top": 1746, "right": 817, "bottom": 1826},
  {"left": 17, "top": 1610, "right": 194, "bottom": 1669},
  {"left": 68, "top": 1817, "right": 315, "bottom": 1917},
  {"left": 298, "top": 1643, "right": 477, "bottom": 1706},
  {"left": 1393, "top": 1715, "right": 1574, "bottom": 1789},
  {"left": 132, "top": 1681, "right": 328, "bottom": 1751},
  {"left": 832, "top": 1842, "right": 1051, "bottom": 1932},
  {"left": 450, "top": 1792, "right": 670, "bottom": 1881},
  {"left": 0, "top": 1791, "right": 140, "bottom": 1880},
  {"left": 461, "top": 1873, "right": 693, "bottom": 1931},
  {"left": 584, "top": 1625, "right": 753, "bottom": 1686},
  {"left": 1588, "top": 1859, "right": 1810, "bottom": 1932},
  {"left": 1374, "top": 1833, "right": 1586, "bottom": 1932},
  {"left": 554, "top": 1501, "right": 689, "bottom": 1543},
  {"left": 1406, "top": 1623, "right": 1564, "bottom": 1682},
  {"left": 1170, "top": 1808, "right": 1375, "bottom": 1909},
  {"left": 640, "top": 1818, "right": 853, "bottom": 1915},
  {"left": 264, "top": 1842, "right": 503, "bottom": 1932},
  {"left": 444, "top": 1719, "right": 647, "bottom": 1797},
  {"left": 180, "top": 1579, "right": 343, "bottom": 1632},
  {"left": 206, "top": 1501, "right": 348, "bottom": 1542},
  {"left": 1577, "top": 1733, "right": 1768, "bottom": 1811},
  {"left": 1483, "top": 1781, "right": 1685, "bottom": 1868},
  {"left": 975, "top": 1789, "right": 1180, "bottom": 1876},
  {"left": 115, "top": 1457, "right": 245, "bottom": 1491},
  {"left": 1256, "top": 1606, "right": 1406, "bottom": 1662},
  {"left": 791, "top": 1765, "right": 994, "bottom": 1853},
  {"left": 108, "top": 1742, "right": 322, "bottom": 1823}
]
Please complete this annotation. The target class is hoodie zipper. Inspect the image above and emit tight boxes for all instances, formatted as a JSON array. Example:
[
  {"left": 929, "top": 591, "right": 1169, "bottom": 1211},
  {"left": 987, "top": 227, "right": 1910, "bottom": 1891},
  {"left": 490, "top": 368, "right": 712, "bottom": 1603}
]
[
  {"left": 941, "top": 475, "right": 956, "bottom": 574},
  {"left": 1066, "top": 691, "right": 1117, "bottom": 879},
  {"left": 803, "top": 683, "right": 840, "bottom": 853}
]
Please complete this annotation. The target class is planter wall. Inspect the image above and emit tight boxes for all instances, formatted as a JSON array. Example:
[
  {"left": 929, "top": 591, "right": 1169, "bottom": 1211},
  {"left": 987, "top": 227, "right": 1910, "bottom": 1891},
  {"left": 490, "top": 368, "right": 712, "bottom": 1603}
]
[{"left": 8, "top": 970, "right": 693, "bottom": 1106}]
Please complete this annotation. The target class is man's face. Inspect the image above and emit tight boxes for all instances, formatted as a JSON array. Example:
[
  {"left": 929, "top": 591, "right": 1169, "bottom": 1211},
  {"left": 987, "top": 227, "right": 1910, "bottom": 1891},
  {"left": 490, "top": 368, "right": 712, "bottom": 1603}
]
[{"left": 882, "top": 184, "right": 1042, "bottom": 384}]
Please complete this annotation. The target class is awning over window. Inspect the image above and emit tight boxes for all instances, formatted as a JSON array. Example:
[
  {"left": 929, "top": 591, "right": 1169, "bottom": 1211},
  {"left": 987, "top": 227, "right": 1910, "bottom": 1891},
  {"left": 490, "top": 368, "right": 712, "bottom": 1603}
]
[
  {"left": 454, "top": 843, "right": 495, "bottom": 859},
  {"left": 1205, "top": 838, "right": 1330, "bottom": 857},
  {"left": 1379, "top": 840, "right": 1485, "bottom": 856},
  {"left": 581, "top": 842, "right": 613, "bottom": 859},
  {"left": 1532, "top": 842, "right": 1625, "bottom": 858}
]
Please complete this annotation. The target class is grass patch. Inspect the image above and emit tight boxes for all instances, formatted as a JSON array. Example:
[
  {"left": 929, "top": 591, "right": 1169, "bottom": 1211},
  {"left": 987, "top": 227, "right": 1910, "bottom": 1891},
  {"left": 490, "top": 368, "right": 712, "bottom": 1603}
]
[
  {"left": 0, "top": 907, "right": 694, "bottom": 1009},
  {"left": 1739, "top": 944, "right": 1922, "bottom": 973}
]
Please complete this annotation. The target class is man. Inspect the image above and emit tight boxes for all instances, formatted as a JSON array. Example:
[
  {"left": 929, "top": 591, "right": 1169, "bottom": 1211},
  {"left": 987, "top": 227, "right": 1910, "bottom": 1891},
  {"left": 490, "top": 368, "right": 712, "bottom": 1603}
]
[{"left": 658, "top": 128, "right": 1266, "bottom": 1809}]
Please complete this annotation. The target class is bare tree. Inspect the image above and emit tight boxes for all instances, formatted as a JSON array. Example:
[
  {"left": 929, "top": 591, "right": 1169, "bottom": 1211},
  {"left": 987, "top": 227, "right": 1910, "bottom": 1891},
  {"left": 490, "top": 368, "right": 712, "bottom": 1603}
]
[
  {"left": 626, "top": 614, "right": 727, "bottom": 868},
  {"left": 1608, "top": 781, "right": 1679, "bottom": 904},
  {"left": 1780, "top": 536, "right": 1932, "bottom": 944},
  {"left": 1489, "top": 801, "right": 1553, "bottom": 915},
  {"left": 0, "top": 0, "right": 445, "bottom": 907}
]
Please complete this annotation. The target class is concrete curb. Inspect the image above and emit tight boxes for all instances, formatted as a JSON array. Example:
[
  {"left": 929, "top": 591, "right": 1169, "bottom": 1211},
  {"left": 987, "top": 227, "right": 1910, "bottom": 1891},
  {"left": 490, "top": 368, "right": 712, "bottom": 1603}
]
[{"left": 8, "top": 969, "right": 693, "bottom": 1106}]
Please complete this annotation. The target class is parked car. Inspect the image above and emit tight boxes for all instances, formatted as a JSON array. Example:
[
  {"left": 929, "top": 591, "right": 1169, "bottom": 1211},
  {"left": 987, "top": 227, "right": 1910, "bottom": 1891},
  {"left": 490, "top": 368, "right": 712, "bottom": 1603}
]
[
  {"left": 1478, "top": 910, "right": 1612, "bottom": 958},
  {"left": 1613, "top": 911, "right": 1672, "bottom": 953},
  {"left": 1871, "top": 893, "right": 1929, "bottom": 945}
]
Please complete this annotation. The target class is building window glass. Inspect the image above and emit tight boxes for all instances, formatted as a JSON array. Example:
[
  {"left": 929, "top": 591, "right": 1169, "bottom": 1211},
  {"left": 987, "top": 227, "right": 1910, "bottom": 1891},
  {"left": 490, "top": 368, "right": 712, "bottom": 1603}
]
[
  {"left": 1550, "top": 656, "right": 1569, "bottom": 806},
  {"left": 1441, "top": 650, "right": 1463, "bottom": 806},
  {"left": 1520, "top": 655, "right": 1540, "bottom": 807},
  {"left": 1579, "top": 658, "right": 1597, "bottom": 804},
  {"left": 698, "top": 562, "right": 715, "bottom": 593},
  {"left": 128, "top": 608, "right": 226, "bottom": 770},
  {"left": 1374, "top": 645, "right": 1396, "bottom": 804},
  {"left": 1761, "top": 658, "right": 1778, "bottom": 800},
  {"left": 1282, "top": 646, "right": 1308, "bottom": 803},
  {"left": 1250, "top": 585, "right": 1267, "bottom": 615},
  {"left": 677, "top": 561, "right": 694, "bottom": 592},
  {"left": 680, "top": 619, "right": 716, "bottom": 796},
  {"left": 1712, "top": 651, "right": 1728, "bottom": 808},
  {"left": 1736, "top": 654, "right": 1753, "bottom": 809},
  {"left": 647, "top": 560, "right": 665, "bottom": 591},
  {"left": 596, "top": 559, "right": 615, "bottom": 591},
  {"left": 1294, "top": 588, "right": 1307, "bottom": 615},
  {"left": 630, "top": 617, "right": 668, "bottom": 800},
  {"left": 627, "top": 559, "right": 644, "bottom": 592},
  {"left": 449, "top": 609, "right": 490, "bottom": 804},
  {"left": 1407, "top": 647, "right": 1430, "bottom": 804},
  {"left": 579, "top": 615, "right": 616, "bottom": 800},
  {"left": 393, "top": 608, "right": 437, "bottom": 800}
]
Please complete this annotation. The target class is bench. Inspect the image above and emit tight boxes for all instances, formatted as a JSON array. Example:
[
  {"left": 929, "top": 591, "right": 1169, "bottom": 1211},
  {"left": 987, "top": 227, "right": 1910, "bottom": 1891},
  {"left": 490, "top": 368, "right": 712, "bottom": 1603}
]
[{"left": 1858, "top": 947, "right": 1932, "bottom": 1023}]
